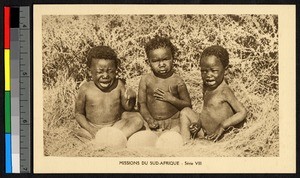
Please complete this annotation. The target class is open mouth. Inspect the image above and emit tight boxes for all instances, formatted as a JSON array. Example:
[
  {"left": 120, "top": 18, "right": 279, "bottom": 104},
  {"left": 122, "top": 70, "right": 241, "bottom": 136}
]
[
  {"left": 205, "top": 80, "right": 216, "bottom": 86},
  {"left": 99, "top": 81, "right": 111, "bottom": 88},
  {"left": 158, "top": 69, "right": 168, "bottom": 74}
]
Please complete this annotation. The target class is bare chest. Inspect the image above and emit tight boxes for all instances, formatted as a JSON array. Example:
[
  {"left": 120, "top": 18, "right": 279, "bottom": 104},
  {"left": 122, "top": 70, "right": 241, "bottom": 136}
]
[
  {"left": 147, "top": 78, "right": 179, "bottom": 96},
  {"left": 203, "top": 91, "right": 226, "bottom": 109},
  {"left": 85, "top": 87, "right": 121, "bottom": 108}
]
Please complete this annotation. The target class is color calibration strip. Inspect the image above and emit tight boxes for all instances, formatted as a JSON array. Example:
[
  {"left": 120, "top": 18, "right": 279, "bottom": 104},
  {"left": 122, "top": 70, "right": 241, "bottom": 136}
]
[
  {"left": 19, "top": 6, "right": 31, "bottom": 173},
  {"left": 4, "top": 6, "right": 12, "bottom": 173},
  {"left": 4, "top": 6, "right": 31, "bottom": 173},
  {"left": 11, "top": 7, "right": 21, "bottom": 173}
]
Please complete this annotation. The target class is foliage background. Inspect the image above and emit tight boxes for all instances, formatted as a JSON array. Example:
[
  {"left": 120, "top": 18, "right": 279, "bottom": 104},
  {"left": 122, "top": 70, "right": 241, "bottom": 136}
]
[{"left": 42, "top": 14, "right": 279, "bottom": 157}]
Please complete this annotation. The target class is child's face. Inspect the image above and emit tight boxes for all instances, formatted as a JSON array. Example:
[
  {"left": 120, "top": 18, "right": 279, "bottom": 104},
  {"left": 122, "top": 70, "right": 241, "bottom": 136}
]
[
  {"left": 148, "top": 47, "right": 173, "bottom": 77},
  {"left": 90, "top": 58, "right": 117, "bottom": 91},
  {"left": 200, "top": 55, "right": 225, "bottom": 90}
]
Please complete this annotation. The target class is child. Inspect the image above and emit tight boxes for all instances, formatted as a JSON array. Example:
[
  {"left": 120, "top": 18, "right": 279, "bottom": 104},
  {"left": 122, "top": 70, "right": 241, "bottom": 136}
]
[
  {"left": 75, "top": 46, "right": 143, "bottom": 140},
  {"left": 138, "top": 36, "right": 192, "bottom": 131},
  {"left": 180, "top": 45, "right": 247, "bottom": 142}
]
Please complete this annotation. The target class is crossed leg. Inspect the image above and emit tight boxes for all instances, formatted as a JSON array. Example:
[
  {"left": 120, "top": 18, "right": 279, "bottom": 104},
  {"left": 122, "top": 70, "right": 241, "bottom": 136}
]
[
  {"left": 113, "top": 112, "right": 144, "bottom": 138},
  {"left": 180, "top": 107, "right": 201, "bottom": 142}
]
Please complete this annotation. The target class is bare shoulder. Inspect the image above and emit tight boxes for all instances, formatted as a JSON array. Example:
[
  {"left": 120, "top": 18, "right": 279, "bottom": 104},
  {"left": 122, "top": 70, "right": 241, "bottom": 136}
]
[
  {"left": 140, "top": 73, "right": 151, "bottom": 80},
  {"left": 221, "top": 84, "right": 237, "bottom": 99},
  {"left": 140, "top": 73, "right": 152, "bottom": 84},
  {"left": 172, "top": 73, "right": 186, "bottom": 86},
  {"left": 116, "top": 79, "right": 125, "bottom": 89},
  {"left": 76, "top": 81, "right": 93, "bottom": 101},
  {"left": 78, "top": 81, "right": 92, "bottom": 92}
]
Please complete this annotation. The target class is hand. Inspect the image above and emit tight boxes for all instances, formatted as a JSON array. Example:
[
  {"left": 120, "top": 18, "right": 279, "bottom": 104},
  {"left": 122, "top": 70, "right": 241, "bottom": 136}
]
[
  {"left": 189, "top": 122, "right": 201, "bottom": 139},
  {"left": 147, "top": 117, "right": 159, "bottom": 129},
  {"left": 157, "top": 119, "right": 172, "bottom": 131},
  {"left": 207, "top": 125, "right": 225, "bottom": 142},
  {"left": 88, "top": 126, "right": 98, "bottom": 138},
  {"left": 153, "top": 86, "right": 174, "bottom": 102},
  {"left": 125, "top": 88, "right": 136, "bottom": 100}
]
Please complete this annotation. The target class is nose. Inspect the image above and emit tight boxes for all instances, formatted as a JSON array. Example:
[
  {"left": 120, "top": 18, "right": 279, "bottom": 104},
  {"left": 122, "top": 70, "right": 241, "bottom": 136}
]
[
  {"left": 102, "top": 72, "right": 109, "bottom": 79},
  {"left": 206, "top": 70, "right": 213, "bottom": 78},
  {"left": 158, "top": 61, "right": 166, "bottom": 67}
]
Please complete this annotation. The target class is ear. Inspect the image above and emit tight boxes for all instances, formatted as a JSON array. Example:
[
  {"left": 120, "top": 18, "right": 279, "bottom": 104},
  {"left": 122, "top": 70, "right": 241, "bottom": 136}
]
[
  {"left": 116, "top": 58, "right": 121, "bottom": 68},
  {"left": 146, "top": 58, "right": 150, "bottom": 65}
]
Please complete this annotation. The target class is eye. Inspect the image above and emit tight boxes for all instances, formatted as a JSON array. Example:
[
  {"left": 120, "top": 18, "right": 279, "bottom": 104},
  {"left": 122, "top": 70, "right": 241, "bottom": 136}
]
[
  {"left": 201, "top": 69, "right": 207, "bottom": 73},
  {"left": 96, "top": 69, "right": 104, "bottom": 74},
  {"left": 108, "top": 68, "right": 115, "bottom": 73}
]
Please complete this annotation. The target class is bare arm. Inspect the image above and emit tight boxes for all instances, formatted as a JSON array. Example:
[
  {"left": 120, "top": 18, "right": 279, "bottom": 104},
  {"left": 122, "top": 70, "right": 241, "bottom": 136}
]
[
  {"left": 221, "top": 88, "right": 247, "bottom": 129},
  {"left": 171, "top": 81, "right": 192, "bottom": 109},
  {"left": 75, "top": 83, "right": 97, "bottom": 137},
  {"left": 208, "top": 87, "right": 247, "bottom": 142},
  {"left": 138, "top": 76, "right": 158, "bottom": 128},
  {"left": 154, "top": 79, "right": 192, "bottom": 110},
  {"left": 120, "top": 80, "right": 136, "bottom": 111}
]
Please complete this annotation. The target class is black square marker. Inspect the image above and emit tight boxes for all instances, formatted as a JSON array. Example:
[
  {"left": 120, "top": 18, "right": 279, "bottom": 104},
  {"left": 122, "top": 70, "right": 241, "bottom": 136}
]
[{"left": 10, "top": 7, "right": 19, "bottom": 28}]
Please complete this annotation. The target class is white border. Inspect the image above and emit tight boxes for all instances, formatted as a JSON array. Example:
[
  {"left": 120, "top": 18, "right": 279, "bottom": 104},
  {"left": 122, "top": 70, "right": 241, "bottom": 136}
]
[{"left": 34, "top": 5, "right": 296, "bottom": 173}]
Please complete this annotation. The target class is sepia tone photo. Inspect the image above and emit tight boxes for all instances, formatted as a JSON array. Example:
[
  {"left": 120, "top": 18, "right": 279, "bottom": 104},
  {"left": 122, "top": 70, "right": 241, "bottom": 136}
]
[{"left": 34, "top": 5, "right": 295, "bottom": 173}]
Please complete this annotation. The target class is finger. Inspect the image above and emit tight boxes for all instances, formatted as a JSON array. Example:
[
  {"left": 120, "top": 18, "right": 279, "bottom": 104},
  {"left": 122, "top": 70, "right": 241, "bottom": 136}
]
[
  {"left": 154, "top": 122, "right": 159, "bottom": 128},
  {"left": 208, "top": 134, "right": 216, "bottom": 140},
  {"left": 153, "top": 94, "right": 164, "bottom": 99},
  {"left": 153, "top": 93, "right": 163, "bottom": 97},
  {"left": 193, "top": 126, "right": 199, "bottom": 131},
  {"left": 190, "top": 128, "right": 197, "bottom": 133},
  {"left": 192, "top": 132, "right": 197, "bottom": 139},
  {"left": 153, "top": 91, "right": 164, "bottom": 96},
  {"left": 168, "top": 86, "right": 172, "bottom": 93},
  {"left": 124, "top": 88, "right": 128, "bottom": 99},
  {"left": 149, "top": 123, "right": 157, "bottom": 129},
  {"left": 190, "top": 123, "right": 197, "bottom": 127},
  {"left": 154, "top": 96, "right": 164, "bottom": 101},
  {"left": 161, "top": 121, "right": 165, "bottom": 130},
  {"left": 165, "top": 119, "right": 172, "bottom": 130},
  {"left": 156, "top": 88, "right": 165, "bottom": 94},
  {"left": 214, "top": 134, "right": 222, "bottom": 142}
]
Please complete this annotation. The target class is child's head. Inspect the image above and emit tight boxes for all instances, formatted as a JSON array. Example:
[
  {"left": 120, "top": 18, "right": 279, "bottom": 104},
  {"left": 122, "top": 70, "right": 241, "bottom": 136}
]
[
  {"left": 145, "top": 36, "right": 175, "bottom": 77},
  {"left": 87, "top": 46, "right": 119, "bottom": 90},
  {"left": 200, "top": 45, "right": 229, "bottom": 89}
]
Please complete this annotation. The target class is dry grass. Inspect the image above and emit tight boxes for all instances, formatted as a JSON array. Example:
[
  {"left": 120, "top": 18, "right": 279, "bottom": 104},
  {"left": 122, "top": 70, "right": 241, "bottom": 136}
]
[
  {"left": 42, "top": 14, "right": 279, "bottom": 157},
  {"left": 43, "top": 68, "right": 279, "bottom": 157}
]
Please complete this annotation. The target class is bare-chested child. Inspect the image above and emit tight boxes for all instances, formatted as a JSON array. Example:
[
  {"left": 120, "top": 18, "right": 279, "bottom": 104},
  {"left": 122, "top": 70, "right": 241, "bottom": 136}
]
[
  {"left": 138, "top": 36, "right": 192, "bottom": 131},
  {"left": 180, "top": 45, "right": 247, "bottom": 142},
  {"left": 75, "top": 46, "right": 143, "bottom": 140}
]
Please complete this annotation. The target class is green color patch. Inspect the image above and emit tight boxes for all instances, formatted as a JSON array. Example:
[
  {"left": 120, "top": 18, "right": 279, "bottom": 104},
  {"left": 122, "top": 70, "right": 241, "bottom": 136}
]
[{"left": 5, "top": 91, "right": 11, "bottom": 133}]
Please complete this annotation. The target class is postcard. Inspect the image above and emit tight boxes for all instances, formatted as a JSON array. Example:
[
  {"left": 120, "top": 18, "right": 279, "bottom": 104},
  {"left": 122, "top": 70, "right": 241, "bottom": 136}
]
[{"left": 34, "top": 4, "right": 296, "bottom": 173}]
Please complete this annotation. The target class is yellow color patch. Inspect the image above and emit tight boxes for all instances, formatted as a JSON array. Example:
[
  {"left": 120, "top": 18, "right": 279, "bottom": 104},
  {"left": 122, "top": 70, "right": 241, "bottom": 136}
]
[{"left": 5, "top": 49, "right": 10, "bottom": 91}]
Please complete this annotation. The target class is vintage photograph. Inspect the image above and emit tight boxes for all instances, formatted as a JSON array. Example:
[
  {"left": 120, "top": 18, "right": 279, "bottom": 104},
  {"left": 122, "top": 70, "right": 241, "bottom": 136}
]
[{"left": 34, "top": 5, "right": 295, "bottom": 173}]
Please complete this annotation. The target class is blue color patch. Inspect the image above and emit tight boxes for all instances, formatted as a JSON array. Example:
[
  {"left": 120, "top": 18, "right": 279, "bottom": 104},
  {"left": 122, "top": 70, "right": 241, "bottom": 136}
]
[{"left": 5, "top": 133, "right": 12, "bottom": 173}]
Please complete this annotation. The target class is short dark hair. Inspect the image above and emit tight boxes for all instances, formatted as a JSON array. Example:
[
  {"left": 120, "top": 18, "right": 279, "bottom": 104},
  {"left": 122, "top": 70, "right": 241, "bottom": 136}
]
[
  {"left": 201, "top": 45, "right": 229, "bottom": 68},
  {"left": 145, "top": 36, "right": 176, "bottom": 58},
  {"left": 87, "top": 46, "right": 119, "bottom": 68}
]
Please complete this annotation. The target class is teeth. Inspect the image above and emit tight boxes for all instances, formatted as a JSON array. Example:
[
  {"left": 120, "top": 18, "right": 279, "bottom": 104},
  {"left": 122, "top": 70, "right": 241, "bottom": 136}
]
[
  {"left": 206, "top": 81, "right": 216, "bottom": 85},
  {"left": 99, "top": 82, "right": 110, "bottom": 88}
]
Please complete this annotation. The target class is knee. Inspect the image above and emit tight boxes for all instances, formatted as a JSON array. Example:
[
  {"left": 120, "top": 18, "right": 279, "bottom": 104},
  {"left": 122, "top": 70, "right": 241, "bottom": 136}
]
[
  {"left": 132, "top": 114, "right": 144, "bottom": 129},
  {"left": 123, "top": 112, "right": 144, "bottom": 129},
  {"left": 180, "top": 107, "right": 192, "bottom": 118}
]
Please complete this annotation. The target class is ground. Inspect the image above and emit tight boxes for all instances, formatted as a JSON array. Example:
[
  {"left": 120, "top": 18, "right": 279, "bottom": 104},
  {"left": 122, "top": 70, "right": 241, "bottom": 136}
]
[{"left": 43, "top": 70, "right": 279, "bottom": 157}]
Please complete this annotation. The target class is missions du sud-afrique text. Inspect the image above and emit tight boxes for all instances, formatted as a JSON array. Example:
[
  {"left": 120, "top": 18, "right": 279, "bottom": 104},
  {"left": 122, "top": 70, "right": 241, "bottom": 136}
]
[{"left": 119, "top": 161, "right": 202, "bottom": 166}]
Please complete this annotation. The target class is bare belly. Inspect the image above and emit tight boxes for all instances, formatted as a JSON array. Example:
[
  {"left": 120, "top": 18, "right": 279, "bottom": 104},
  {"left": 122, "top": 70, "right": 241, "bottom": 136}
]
[
  {"left": 200, "top": 106, "right": 234, "bottom": 134},
  {"left": 86, "top": 103, "right": 121, "bottom": 125},
  {"left": 147, "top": 99, "right": 178, "bottom": 120}
]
